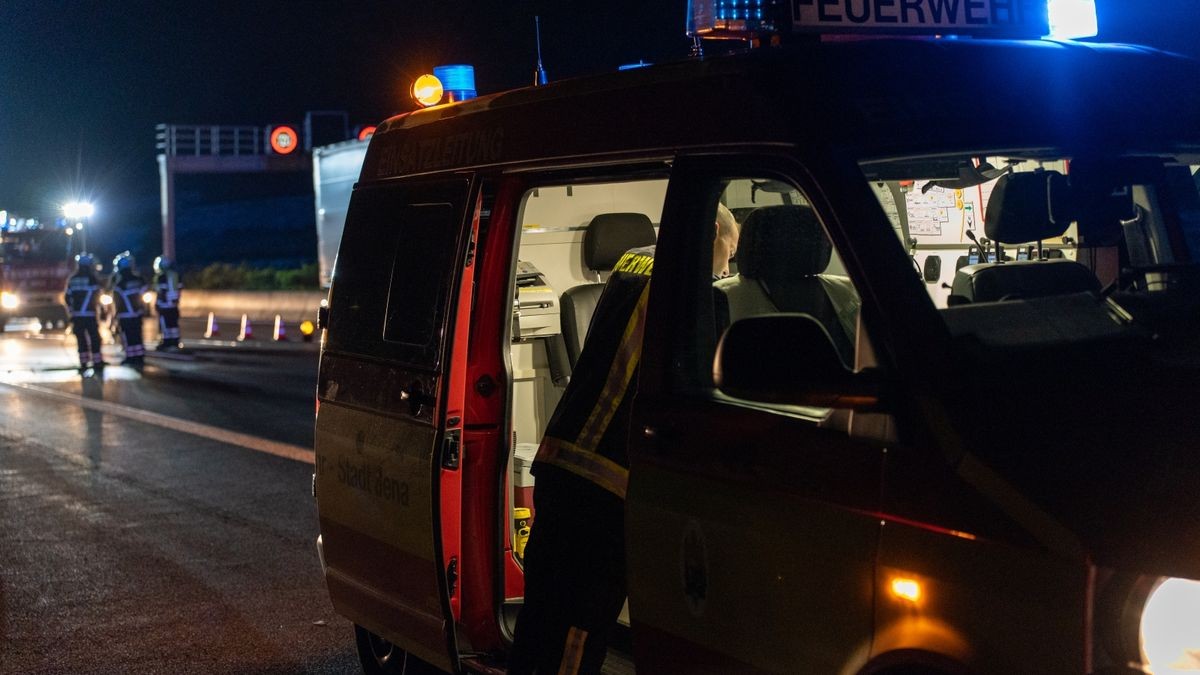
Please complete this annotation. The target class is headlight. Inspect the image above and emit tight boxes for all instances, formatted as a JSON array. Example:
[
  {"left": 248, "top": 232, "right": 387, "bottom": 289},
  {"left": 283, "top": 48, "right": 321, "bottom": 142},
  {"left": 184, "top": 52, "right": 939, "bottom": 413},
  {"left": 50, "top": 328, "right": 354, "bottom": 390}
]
[
  {"left": 99, "top": 293, "right": 113, "bottom": 306},
  {"left": 1141, "top": 577, "right": 1200, "bottom": 673},
  {"left": 1, "top": 291, "right": 20, "bottom": 309},
  {"left": 142, "top": 291, "right": 155, "bottom": 305}
]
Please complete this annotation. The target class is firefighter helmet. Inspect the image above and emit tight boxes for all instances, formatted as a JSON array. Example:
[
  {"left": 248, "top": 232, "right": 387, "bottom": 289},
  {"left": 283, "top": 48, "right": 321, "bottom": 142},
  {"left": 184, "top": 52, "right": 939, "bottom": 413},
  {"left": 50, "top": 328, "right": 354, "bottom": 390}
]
[
  {"left": 113, "top": 251, "right": 134, "bottom": 272},
  {"left": 75, "top": 253, "right": 94, "bottom": 270},
  {"left": 153, "top": 256, "right": 173, "bottom": 273}
]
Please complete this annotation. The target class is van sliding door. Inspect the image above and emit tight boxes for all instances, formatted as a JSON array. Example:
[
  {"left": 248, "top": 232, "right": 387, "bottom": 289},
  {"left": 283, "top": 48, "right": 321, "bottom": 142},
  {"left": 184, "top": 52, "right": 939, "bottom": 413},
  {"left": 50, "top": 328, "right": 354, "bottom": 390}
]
[{"left": 315, "top": 177, "right": 473, "bottom": 672}]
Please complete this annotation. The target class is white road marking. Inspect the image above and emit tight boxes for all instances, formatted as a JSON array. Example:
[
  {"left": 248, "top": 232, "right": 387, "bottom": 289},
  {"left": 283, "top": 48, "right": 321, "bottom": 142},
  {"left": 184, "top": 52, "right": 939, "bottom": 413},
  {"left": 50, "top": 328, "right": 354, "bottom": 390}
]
[{"left": 0, "top": 380, "right": 315, "bottom": 465}]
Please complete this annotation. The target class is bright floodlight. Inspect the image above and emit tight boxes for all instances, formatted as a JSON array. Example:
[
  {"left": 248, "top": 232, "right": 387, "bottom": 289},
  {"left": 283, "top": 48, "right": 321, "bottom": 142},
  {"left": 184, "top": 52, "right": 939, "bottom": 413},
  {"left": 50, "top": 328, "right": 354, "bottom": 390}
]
[
  {"left": 62, "top": 201, "right": 95, "bottom": 219},
  {"left": 1048, "top": 0, "right": 1099, "bottom": 39}
]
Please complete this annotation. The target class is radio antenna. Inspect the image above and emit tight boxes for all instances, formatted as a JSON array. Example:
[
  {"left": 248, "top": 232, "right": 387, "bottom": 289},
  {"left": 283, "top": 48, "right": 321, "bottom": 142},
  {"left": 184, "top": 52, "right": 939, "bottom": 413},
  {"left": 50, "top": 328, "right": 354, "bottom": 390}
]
[{"left": 533, "top": 16, "right": 549, "bottom": 86}]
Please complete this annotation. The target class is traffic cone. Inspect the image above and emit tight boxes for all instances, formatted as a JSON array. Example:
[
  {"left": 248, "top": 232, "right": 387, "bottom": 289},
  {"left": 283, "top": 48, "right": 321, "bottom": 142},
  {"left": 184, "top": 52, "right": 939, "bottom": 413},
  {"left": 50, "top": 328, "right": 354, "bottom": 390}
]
[
  {"left": 272, "top": 315, "right": 288, "bottom": 341},
  {"left": 238, "top": 314, "right": 255, "bottom": 341},
  {"left": 204, "top": 312, "right": 220, "bottom": 338}
]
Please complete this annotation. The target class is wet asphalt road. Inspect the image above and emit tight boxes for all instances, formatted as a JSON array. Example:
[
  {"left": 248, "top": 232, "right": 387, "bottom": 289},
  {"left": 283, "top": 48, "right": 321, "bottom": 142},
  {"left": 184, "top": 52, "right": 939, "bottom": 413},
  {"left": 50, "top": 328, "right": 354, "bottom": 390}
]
[{"left": 0, "top": 325, "right": 361, "bottom": 674}]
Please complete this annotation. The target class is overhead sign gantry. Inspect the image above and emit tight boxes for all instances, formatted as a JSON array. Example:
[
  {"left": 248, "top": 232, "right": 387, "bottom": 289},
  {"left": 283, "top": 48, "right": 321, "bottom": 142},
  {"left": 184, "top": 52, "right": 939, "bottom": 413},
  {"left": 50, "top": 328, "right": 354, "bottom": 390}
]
[{"left": 155, "top": 111, "right": 347, "bottom": 260}]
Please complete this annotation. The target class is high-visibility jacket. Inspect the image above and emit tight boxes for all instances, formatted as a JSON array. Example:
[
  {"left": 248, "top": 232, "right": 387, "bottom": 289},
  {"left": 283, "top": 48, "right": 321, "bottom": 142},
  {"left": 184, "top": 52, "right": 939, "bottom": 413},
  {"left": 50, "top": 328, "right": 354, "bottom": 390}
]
[
  {"left": 65, "top": 272, "right": 102, "bottom": 317},
  {"left": 109, "top": 272, "right": 147, "bottom": 319},
  {"left": 533, "top": 245, "right": 655, "bottom": 500},
  {"left": 153, "top": 269, "right": 182, "bottom": 309}
]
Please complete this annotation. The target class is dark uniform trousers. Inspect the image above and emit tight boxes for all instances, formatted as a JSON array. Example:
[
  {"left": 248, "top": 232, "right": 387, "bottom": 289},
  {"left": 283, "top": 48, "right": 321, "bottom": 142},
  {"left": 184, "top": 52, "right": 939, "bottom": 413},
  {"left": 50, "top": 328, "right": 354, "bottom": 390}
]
[
  {"left": 508, "top": 247, "right": 654, "bottom": 675},
  {"left": 157, "top": 306, "right": 180, "bottom": 347},
  {"left": 118, "top": 317, "right": 145, "bottom": 359},
  {"left": 508, "top": 465, "right": 627, "bottom": 675},
  {"left": 112, "top": 276, "right": 147, "bottom": 363},
  {"left": 154, "top": 271, "right": 182, "bottom": 348},
  {"left": 71, "top": 317, "right": 103, "bottom": 368}
]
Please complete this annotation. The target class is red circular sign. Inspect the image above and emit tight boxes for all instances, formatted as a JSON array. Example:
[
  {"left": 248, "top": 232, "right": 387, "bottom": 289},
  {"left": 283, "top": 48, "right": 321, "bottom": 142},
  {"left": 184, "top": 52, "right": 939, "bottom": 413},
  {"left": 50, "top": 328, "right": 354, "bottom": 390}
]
[{"left": 270, "top": 126, "right": 298, "bottom": 154}]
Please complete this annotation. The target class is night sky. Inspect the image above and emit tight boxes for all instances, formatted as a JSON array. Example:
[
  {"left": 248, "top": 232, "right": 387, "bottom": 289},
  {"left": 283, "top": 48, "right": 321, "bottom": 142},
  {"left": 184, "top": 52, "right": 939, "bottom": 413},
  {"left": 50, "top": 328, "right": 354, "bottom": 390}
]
[{"left": 0, "top": 1, "right": 1196, "bottom": 262}]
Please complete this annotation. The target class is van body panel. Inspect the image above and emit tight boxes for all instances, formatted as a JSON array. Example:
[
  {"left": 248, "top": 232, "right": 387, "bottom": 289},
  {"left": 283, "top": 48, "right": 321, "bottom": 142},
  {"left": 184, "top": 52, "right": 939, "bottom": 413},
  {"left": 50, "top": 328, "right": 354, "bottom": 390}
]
[
  {"left": 314, "top": 392, "right": 451, "bottom": 669},
  {"left": 627, "top": 396, "right": 880, "bottom": 672},
  {"left": 315, "top": 36, "right": 1200, "bottom": 674},
  {"left": 872, "top": 523, "right": 1088, "bottom": 673},
  {"left": 316, "top": 176, "right": 475, "bottom": 671},
  {"left": 361, "top": 41, "right": 1199, "bottom": 181}
]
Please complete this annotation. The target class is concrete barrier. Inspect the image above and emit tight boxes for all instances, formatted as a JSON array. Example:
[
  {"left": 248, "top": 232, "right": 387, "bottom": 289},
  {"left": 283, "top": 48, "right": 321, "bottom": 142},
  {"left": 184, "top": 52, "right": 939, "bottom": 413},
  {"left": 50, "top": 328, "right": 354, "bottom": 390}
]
[{"left": 179, "top": 290, "right": 326, "bottom": 323}]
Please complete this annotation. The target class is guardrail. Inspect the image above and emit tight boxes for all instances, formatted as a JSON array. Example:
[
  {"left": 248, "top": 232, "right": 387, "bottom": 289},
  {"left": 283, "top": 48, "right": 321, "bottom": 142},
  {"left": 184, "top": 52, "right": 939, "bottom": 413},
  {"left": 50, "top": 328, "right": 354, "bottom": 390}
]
[{"left": 178, "top": 290, "right": 326, "bottom": 323}]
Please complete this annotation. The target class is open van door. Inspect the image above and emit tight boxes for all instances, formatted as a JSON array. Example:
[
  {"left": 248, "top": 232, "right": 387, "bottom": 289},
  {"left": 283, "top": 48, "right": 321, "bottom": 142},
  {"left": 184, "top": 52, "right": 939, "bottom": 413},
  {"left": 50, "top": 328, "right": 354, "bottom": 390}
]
[
  {"left": 315, "top": 177, "right": 476, "bottom": 672},
  {"left": 625, "top": 158, "right": 883, "bottom": 673}
]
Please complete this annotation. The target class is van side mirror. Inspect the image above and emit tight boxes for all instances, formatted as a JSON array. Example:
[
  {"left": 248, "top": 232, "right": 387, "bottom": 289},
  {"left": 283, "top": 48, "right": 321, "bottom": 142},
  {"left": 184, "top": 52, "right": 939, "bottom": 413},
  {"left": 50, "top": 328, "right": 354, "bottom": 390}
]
[{"left": 714, "top": 314, "right": 883, "bottom": 410}]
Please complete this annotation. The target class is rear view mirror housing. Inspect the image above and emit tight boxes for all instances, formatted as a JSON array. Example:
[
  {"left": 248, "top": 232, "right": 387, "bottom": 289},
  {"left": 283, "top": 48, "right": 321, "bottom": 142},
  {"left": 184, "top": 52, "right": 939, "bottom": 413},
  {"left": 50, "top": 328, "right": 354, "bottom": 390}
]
[{"left": 714, "top": 314, "right": 884, "bottom": 410}]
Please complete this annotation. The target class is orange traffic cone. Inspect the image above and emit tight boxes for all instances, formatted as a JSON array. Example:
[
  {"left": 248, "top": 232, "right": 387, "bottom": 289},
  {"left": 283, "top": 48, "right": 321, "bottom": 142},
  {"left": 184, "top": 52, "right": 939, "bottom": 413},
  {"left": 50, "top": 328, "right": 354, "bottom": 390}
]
[
  {"left": 273, "top": 315, "right": 288, "bottom": 341},
  {"left": 204, "top": 312, "right": 220, "bottom": 338},
  {"left": 238, "top": 314, "right": 255, "bottom": 341}
]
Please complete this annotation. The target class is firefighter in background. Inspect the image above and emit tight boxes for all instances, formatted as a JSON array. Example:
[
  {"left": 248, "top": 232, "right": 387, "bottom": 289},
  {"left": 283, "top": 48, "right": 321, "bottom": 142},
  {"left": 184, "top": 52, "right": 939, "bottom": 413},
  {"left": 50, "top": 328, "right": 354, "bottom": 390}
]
[
  {"left": 64, "top": 253, "right": 105, "bottom": 373},
  {"left": 152, "top": 256, "right": 182, "bottom": 350},
  {"left": 508, "top": 205, "right": 741, "bottom": 675},
  {"left": 109, "top": 252, "right": 148, "bottom": 369}
]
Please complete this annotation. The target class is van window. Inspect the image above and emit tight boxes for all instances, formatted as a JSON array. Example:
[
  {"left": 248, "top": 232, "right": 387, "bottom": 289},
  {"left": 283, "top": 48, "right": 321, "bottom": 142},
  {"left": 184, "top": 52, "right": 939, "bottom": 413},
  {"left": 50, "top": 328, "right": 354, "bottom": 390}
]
[
  {"left": 326, "top": 178, "right": 471, "bottom": 367},
  {"left": 862, "top": 152, "right": 1200, "bottom": 347},
  {"left": 383, "top": 202, "right": 461, "bottom": 348},
  {"left": 707, "top": 178, "right": 862, "bottom": 394}
]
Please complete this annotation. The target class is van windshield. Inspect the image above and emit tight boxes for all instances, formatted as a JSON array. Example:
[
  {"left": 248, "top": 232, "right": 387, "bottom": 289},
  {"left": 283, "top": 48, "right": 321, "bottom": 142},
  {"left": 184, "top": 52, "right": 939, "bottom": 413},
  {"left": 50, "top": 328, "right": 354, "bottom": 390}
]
[{"left": 861, "top": 151, "right": 1200, "bottom": 347}]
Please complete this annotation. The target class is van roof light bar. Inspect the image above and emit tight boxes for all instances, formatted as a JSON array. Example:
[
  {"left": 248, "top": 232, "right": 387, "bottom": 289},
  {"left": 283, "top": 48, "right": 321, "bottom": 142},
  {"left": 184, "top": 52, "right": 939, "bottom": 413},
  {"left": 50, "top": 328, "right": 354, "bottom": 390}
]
[{"left": 688, "top": 0, "right": 1065, "bottom": 42}]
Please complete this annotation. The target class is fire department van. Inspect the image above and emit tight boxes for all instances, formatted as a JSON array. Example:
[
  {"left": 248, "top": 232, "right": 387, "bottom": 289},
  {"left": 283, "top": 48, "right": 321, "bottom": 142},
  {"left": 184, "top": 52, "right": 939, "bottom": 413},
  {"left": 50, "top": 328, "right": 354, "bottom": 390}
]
[{"left": 313, "top": 3, "right": 1200, "bottom": 673}]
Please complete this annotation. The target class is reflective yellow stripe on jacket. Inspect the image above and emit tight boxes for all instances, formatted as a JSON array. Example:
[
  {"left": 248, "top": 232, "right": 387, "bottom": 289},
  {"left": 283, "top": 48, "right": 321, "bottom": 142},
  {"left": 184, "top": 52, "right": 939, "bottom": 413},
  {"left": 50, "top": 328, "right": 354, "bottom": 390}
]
[
  {"left": 534, "top": 249, "right": 654, "bottom": 499},
  {"left": 536, "top": 437, "right": 630, "bottom": 500}
]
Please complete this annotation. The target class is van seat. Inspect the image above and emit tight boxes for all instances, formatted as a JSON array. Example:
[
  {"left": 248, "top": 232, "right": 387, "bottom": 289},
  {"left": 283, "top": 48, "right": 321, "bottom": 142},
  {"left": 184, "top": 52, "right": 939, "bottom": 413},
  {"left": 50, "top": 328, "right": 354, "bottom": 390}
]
[
  {"left": 561, "top": 213, "right": 656, "bottom": 366},
  {"left": 950, "top": 259, "right": 1100, "bottom": 303},
  {"left": 950, "top": 171, "right": 1099, "bottom": 304},
  {"left": 715, "top": 205, "right": 859, "bottom": 367}
]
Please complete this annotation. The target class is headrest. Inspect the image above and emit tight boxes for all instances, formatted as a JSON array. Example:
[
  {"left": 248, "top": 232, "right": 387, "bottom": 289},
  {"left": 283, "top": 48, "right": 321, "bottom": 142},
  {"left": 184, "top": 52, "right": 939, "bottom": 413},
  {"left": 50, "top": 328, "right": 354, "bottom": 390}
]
[
  {"left": 738, "top": 205, "right": 831, "bottom": 280},
  {"left": 984, "top": 170, "right": 1074, "bottom": 244},
  {"left": 583, "top": 213, "right": 656, "bottom": 271}
]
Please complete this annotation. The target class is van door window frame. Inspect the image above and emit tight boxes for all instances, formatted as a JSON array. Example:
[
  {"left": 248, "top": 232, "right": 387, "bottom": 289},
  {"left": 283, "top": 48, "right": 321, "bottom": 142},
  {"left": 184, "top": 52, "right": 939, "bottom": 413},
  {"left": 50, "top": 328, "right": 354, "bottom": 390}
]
[{"left": 645, "top": 151, "right": 880, "bottom": 396}]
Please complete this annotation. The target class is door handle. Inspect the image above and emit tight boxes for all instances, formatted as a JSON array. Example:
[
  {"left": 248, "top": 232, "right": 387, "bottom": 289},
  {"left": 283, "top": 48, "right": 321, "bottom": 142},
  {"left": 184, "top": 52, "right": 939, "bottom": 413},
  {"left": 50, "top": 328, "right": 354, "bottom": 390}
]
[{"left": 399, "top": 384, "right": 435, "bottom": 417}]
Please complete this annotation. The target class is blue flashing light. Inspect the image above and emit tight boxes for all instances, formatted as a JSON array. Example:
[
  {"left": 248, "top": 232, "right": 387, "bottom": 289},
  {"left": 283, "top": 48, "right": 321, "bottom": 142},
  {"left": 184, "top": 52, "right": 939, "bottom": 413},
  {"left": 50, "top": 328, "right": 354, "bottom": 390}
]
[
  {"left": 433, "top": 64, "right": 476, "bottom": 102},
  {"left": 618, "top": 60, "right": 652, "bottom": 71},
  {"left": 1047, "top": 0, "right": 1098, "bottom": 40}
]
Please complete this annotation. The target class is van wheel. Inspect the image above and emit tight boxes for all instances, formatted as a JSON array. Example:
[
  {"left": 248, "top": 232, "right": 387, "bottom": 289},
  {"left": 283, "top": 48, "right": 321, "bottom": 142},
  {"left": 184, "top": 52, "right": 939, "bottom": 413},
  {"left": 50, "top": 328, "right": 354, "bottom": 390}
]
[{"left": 354, "top": 624, "right": 438, "bottom": 674}]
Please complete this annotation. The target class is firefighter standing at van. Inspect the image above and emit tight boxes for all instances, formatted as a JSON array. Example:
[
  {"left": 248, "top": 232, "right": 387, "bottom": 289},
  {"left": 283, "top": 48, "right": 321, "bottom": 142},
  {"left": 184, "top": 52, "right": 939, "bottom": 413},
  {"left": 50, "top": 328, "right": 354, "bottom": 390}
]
[
  {"left": 152, "top": 255, "right": 182, "bottom": 350},
  {"left": 509, "top": 208, "right": 739, "bottom": 675},
  {"left": 64, "top": 253, "right": 105, "bottom": 373},
  {"left": 109, "top": 252, "right": 148, "bottom": 368}
]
